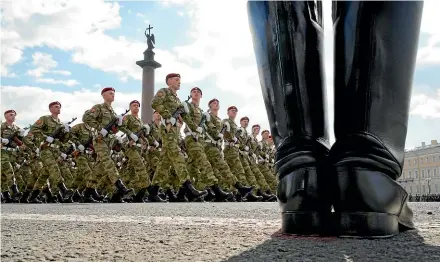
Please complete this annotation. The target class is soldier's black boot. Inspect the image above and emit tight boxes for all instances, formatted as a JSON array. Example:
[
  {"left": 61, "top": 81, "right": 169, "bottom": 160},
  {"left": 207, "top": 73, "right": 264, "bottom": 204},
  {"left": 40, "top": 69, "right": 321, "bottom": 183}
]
[
  {"left": 165, "top": 188, "right": 178, "bottom": 202},
  {"left": 257, "top": 188, "right": 274, "bottom": 202},
  {"left": 148, "top": 185, "right": 167, "bottom": 202},
  {"left": 28, "top": 189, "right": 42, "bottom": 203},
  {"left": 248, "top": 1, "right": 332, "bottom": 235},
  {"left": 115, "top": 179, "right": 133, "bottom": 195},
  {"left": 175, "top": 187, "right": 188, "bottom": 202},
  {"left": 182, "top": 180, "right": 207, "bottom": 198},
  {"left": 57, "top": 182, "right": 74, "bottom": 202},
  {"left": 91, "top": 188, "right": 105, "bottom": 201},
  {"left": 133, "top": 188, "right": 148, "bottom": 203},
  {"left": 72, "top": 189, "right": 83, "bottom": 203},
  {"left": 2, "top": 191, "right": 13, "bottom": 203},
  {"left": 83, "top": 188, "right": 100, "bottom": 203},
  {"left": 211, "top": 184, "right": 231, "bottom": 202},
  {"left": 43, "top": 187, "right": 58, "bottom": 203},
  {"left": 10, "top": 184, "right": 23, "bottom": 202},
  {"left": 330, "top": 1, "right": 423, "bottom": 238},
  {"left": 20, "top": 190, "right": 31, "bottom": 203},
  {"left": 234, "top": 182, "right": 253, "bottom": 196},
  {"left": 245, "top": 191, "right": 263, "bottom": 202}
]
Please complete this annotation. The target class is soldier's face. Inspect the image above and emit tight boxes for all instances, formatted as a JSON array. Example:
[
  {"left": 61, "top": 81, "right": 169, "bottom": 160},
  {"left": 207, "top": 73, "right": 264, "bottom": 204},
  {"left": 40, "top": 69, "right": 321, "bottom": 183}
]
[
  {"left": 253, "top": 127, "right": 260, "bottom": 135},
  {"left": 50, "top": 105, "right": 61, "bottom": 115},
  {"left": 228, "top": 109, "right": 237, "bottom": 118},
  {"left": 153, "top": 112, "right": 161, "bottom": 121},
  {"left": 191, "top": 90, "right": 201, "bottom": 100},
  {"left": 262, "top": 132, "right": 269, "bottom": 139},
  {"left": 168, "top": 77, "right": 181, "bottom": 89},
  {"left": 240, "top": 119, "right": 249, "bottom": 128},
  {"left": 103, "top": 91, "right": 115, "bottom": 102},
  {"left": 4, "top": 113, "right": 15, "bottom": 122},
  {"left": 130, "top": 103, "right": 140, "bottom": 114},
  {"left": 209, "top": 101, "right": 219, "bottom": 111}
]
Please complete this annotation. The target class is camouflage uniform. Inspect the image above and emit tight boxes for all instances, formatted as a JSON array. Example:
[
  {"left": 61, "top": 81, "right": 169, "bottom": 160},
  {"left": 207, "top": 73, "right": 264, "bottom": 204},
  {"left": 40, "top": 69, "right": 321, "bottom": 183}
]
[
  {"left": 258, "top": 138, "right": 277, "bottom": 190},
  {"left": 150, "top": 87, "right": 190, "bottom": 188},
  {"left": 181, "top": 101, "right": 218, "bottom": 188},
  {"left": 251, "top": 135, "right": 276, "bottom": 190},
  {"left": 145, "top": 121, "right": 162, "bottom": 181}
]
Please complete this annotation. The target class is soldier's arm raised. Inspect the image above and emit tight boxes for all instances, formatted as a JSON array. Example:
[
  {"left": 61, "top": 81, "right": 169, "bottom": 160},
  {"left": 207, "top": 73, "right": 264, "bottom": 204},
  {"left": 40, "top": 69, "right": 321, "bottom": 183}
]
[
  {"left": 151, "top": 89, "right": 171, "bottom": 119},
  {"left": 82, "top": 105, "right": 101, "bottom": 130},
  {"left": 205, "top": 113, "right": 220, "bottom": 140},
  {"left": 181, "top": 102, "right": 198, "bottom": 131},
  {"left": 118, "top": 115, "right": 133, "bottom": 136}
]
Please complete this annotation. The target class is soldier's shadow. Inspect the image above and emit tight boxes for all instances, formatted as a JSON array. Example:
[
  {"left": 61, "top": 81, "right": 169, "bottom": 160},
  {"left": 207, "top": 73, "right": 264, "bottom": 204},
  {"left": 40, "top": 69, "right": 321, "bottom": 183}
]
[{"left": 223, "top": 229, "right": 440, "bottom": 262}]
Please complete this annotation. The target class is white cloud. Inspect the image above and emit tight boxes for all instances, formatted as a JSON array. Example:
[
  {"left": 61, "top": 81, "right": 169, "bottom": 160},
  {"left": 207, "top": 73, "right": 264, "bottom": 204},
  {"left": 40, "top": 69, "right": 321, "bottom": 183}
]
[
  {"left": 136, "top": 13, "right": 145, "bottom": 17},
  {"left": 177, "top": 11, "right": 184, "bottom": 17},
  {"left": 52, "top": 70, "right": 71, "bottom": 76},
  {"left": 36, "top": 78, "right": 80, "bottom": 86},
  {"left": 410, "top": 88, "right": 440, "bottom": 119}
]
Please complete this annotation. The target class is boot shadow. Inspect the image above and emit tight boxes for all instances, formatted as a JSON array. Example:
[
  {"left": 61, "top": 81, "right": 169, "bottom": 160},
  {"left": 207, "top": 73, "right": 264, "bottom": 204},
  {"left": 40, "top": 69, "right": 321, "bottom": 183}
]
[{"left": 223, "top": 227, "right": 440, "bottom": 262}]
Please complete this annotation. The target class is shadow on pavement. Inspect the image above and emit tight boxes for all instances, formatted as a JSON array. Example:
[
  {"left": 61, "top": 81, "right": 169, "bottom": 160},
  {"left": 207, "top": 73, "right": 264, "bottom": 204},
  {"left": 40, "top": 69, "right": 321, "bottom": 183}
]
[{"left": 223, "top": 229, "right": 440, "bottom": 262}]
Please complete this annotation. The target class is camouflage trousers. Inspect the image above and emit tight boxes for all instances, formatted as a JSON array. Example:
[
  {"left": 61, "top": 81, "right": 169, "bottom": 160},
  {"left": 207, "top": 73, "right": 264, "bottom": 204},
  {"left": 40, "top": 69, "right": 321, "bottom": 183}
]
[
  {"left": 34, "top": 147, "right": 65, "bottom": 190},
  {"left": 152, "top": 126, "right": 189, "bottom": 189},
  {"left": 1, "top": 150, "right": 16, "bottom": 191},
  {"left": 15, "top": 161, "right": 31, "bottom": 191},
  {"left": 185, "top": 136, "right": 217, "bottom": 188},
  {"left": 147, "top": 148, "right": 160, "bottom": 181},
  {"left": 25, "top": 160, "right": 43, "bottom": 191},
  {"left": 59, "top": 160, "right": 74, "bottom": 187},
  {"left": 239, "top": 152, "right": 259, "bottom": 192},
  {"left": 204, "top": 142, "right": 237, "bottom": 188},
  {"left": 258, "top": 162, "right": 277, "bottom": 191},
  {"left": 124, "top": 145, "right": 150, "bottom": 190},
  {"left": 71, "top": 154, "right": 96, "bottom": 190},
  {"left": 246, "top": 154, "right": 270, "bottom": 190},
  {"left": 93, "top": 139, "right": 120, "bottom": 193},
  {"left": 223, "top": 145, "right": 249, "bottom": 188}
]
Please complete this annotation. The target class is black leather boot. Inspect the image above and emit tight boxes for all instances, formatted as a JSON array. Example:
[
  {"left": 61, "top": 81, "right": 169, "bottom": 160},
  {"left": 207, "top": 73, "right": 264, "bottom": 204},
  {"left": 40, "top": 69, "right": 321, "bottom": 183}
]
[
  {"left": 175, "top": 187, "right": 188, "bottom": 202},
  {"left": 233, "top": 182, "right": 253, "bottom": 197},
  {"left": 245, "top": 191, "right": 263, "bottom": 202},
  {"left": 248, "top": 1, "right": 331, "bottom": 235},
  {"left": 330, "top": 1, "right": 423, "bottom": 238},
  {"left": 183, "top": 180, "right": 207, "bottom": 198},
  {"left": 133, "top": 188, "right": 148, "bottom": 203},
  {"left": 72, "top": 189, "right": 83, "bottom": 202},
  {"left": 43, "top": 187, "right": 58, "bottom": 203},
  {"left": 115, "top": 179, "right": 133, "bottom": 195},
  {"left": 211, "top": 185, "right": 231, "bottom": 202},
  {"left": 83, "top": 188, "right": 100, "bottom": 203},
  {"left": 148, "top": 185, "right": 167, "bottom": 202},
  {"left": 28, "top": 189, "right": 42, "bottom": 203},
  {"left": 2, "top": 191, "right": 13, "bottom": 203},
  {"left": 165, "top": 188, "right": 178, "bottom": 202},
  {"left": 57, "top": 182, "right": 74, "bottom": 202},
  {"left": 10, "top": 184, "right": 23, "bottom": 202},
  {"left": 20, "top": 190, "right": 31, "bottom": 203}
]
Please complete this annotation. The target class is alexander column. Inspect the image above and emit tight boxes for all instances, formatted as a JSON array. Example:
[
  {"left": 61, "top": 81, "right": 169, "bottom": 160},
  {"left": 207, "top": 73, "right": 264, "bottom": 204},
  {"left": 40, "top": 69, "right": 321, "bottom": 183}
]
[{"left": 136, "top": 24, "right": 162, "bottom": 124}]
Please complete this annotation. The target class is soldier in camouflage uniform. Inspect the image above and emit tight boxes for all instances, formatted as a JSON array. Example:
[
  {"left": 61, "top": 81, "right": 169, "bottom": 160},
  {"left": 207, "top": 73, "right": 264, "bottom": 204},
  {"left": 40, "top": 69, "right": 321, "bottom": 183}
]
[
  {"left": 258, "top": 130, "right": 277, "bottom": 191},
  {"left": 181, "top": 87, "right": 231, "bottom": 201},
  {"left": 203, "top": 99, "right": 253, "bottom": 201},
  {"left": 82, "top": 87, "right": 132, "bottom": 202},
  {"left": 1, "top": 110, "right": 24, "bottom": 202},
  {"left": 24, "top": 102, "right": 75, "bottom": 203},
  {"left": 70, "top": 122, "right": 103, "bottom": 203},
  {"left": 145, "top": 111, "right": 162, "bottom": 182},
  {"left": 222, "top": 106, "right": 262, "bottom": 201},
  {"left": 151, "top": 73, "right": 206, "bottom": 201},
  {"left": 237, "top": 117, "right": 267, "bottom": 201},
  {"left": 118, "top": 100, "right": 151, "bottom": 202},
  {"left": 251, "top": 125, "right": 276, "bottom": 194}
]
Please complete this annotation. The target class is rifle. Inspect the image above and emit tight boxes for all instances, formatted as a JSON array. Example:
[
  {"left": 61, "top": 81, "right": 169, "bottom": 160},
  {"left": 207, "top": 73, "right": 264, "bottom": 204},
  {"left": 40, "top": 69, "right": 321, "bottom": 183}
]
[
  {"left": 100, "top": 109, "right": 130, "bottom": 136},
  {"left": 40, "top": 117, "right": 77, "bottom": 148}
]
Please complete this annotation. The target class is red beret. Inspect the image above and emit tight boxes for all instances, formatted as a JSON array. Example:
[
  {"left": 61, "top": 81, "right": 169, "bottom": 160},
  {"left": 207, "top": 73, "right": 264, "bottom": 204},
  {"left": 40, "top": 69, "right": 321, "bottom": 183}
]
[
  {"left": 240, "top": 116, "right": 249, "bottom": 122},
  {"left": 252, "top": 124, "right": 260, "bottom": 129},
  {"left": 130, "top": 100, "right": 140, "bottom": 107},
  {"left": 261, "top": 130, "right": 270, "bottom": 134},
  {"left": 49, "top": 101, "right": 61, "bottom": 108},
  {"left": 4, "top": 110, "right": 16, "bottom": 115},
  {"left": 208, "top": 98, "right": 219, "bottom": 106},
  {"left": 191, "top": 87, "right": 202, "bottom": 95},
  {"left": 227, "top": 106, "right": 237, "bottom": 111},
  {"left": 166, "top": 73, "right": 180, "bottom": 84},
  {"left": 101, "top": 87, "right": 115, "bottom": 94}
]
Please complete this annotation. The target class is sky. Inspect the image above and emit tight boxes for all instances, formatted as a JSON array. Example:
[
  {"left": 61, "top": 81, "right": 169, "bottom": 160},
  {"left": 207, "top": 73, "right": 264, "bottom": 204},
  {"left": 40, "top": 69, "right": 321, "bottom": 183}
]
[{"left": 1, "top": 0, "right": 439, "bottom": 150}]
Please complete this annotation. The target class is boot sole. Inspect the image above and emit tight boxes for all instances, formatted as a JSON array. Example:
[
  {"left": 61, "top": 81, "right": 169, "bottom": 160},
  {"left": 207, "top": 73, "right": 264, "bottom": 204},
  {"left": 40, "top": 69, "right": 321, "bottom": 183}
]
[
  {"left": 336, "top": 212, "right": 399, "bottom": 239},
  {"left": 282, "top": 211, "right": 331, "bottom": 236}
]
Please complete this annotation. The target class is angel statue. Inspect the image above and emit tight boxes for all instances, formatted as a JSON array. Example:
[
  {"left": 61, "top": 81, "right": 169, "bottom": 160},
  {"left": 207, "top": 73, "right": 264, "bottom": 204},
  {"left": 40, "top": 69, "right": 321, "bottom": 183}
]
[{"left": 145, "top": 25, "right": 155, "bottom": 51}]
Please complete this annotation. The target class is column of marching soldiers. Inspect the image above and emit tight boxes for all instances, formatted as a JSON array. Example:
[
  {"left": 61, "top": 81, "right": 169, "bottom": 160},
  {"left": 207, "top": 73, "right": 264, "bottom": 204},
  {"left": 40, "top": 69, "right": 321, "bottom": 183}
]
[{"left": 0, "top": 73, "right": 279, "bottom": 204}]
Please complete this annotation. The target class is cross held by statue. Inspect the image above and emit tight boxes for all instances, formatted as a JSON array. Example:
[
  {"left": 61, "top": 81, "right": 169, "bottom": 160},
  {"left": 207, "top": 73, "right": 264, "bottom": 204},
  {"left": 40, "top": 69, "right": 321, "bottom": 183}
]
[{"left": 147, "top": 25, "right": 153, "bottom": 35}]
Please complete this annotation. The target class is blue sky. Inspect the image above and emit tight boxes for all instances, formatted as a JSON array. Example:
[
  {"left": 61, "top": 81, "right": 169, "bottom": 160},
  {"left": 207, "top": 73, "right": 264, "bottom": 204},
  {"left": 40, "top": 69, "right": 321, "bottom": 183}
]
[{"left": 1, "top": 0, "right": 439, "bottom": 149}]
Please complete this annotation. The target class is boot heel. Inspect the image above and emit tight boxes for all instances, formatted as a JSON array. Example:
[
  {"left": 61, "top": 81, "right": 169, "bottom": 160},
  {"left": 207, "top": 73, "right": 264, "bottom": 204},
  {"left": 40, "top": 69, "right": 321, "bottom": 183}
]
[
  {"left": 337, "top": 212, "right": 399, "bottom": 239},
  {"left": 281, "top": 211, "right": 322, "bottom": 236}
]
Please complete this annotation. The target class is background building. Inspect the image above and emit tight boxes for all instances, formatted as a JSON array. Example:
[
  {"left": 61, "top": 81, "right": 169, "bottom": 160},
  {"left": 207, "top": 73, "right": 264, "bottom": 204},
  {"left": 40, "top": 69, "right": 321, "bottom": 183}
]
[{"left": 399, "top": 140, "right": 440, "bottom": 195}]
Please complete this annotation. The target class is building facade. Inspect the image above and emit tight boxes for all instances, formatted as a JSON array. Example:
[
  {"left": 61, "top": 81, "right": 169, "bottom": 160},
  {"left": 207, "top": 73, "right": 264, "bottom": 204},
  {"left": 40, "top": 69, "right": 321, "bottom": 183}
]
[{"left": 398, "top": 140, "right": 440, "bottom": 196}]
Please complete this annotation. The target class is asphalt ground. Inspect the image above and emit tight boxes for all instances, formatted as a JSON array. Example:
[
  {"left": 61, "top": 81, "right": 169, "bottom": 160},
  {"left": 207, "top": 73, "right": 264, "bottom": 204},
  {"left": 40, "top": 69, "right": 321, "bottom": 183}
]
[{"left": 1, "top": 202, "right": 440, "bottom": 262}]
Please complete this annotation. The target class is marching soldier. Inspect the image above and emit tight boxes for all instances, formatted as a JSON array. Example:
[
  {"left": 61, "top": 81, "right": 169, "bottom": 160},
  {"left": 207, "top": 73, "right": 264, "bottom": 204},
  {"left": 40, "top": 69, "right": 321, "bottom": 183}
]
[
  {"left": 82, "top": 87, "right": 132, "bottom": 202},
  {"left": 251, "top": 125, "right": 276, "bottom": 193},
  {"left": 203, "top": 99, "right": 253, "bottom": 201},
  {"left": 151, "top": 73, "right": 206, "bottom": 200},
  {"left": 181, "top": 87, "right": 231, "bottom": 201},
  {"left": 222, "top": 106, "right": 261, "bottom": 201},
  {"left": 25, "top": 102, "right": 75, "bottom": 203},
  {"left": 118, "top": 100, "right": 151, "bottom": 202},
  {"left": 1, "top": 109, "right": 24, "bottom": 202}
]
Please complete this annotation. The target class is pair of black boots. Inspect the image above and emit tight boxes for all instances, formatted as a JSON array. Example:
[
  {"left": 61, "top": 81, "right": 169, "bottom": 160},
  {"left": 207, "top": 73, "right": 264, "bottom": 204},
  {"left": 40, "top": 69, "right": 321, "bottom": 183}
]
[{"left": 248, "top": 1, "right": 423, "bottom": 238}]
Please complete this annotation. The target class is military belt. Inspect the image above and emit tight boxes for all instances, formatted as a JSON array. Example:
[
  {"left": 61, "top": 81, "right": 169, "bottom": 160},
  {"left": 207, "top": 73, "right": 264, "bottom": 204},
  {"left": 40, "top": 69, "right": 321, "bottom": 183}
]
[
  {"left": 204, "top": 139, "right": 222, "bottom": 146},
  {"left": 226, "top": 142, "right": 239, "bottom": 148}
]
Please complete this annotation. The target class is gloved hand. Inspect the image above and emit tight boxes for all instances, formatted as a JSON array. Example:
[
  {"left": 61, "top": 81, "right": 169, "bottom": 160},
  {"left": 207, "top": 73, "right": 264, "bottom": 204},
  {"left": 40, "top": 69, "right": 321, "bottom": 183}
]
[
  {"left": 1, "top": 138, "right": 9, "bottom": 145},
  {"left": 245, "top": 146, "right": 249, "bottom": 151},
  {"left": 117, "top": 115, "right": 124, "bottom": 126},
  {"left": 100, "top": 128, "right": 108, "bottom": 137},
  {"left": 35, "top": 148, "right": 40, "bottom": 155},
  {"left": 196, "top": 127, "right": 203, "bottom": 133},
  {"left": 63, "top": 123, "right": 70, "bottom": 132},
  {"left": 154, "top": 141, "right": 159, "bottom": 147},
  {"left": 77, "top": 145, "right": 85, "bottom": 152},
  {"left": 61, "top": 153, "right": 67, "bottom": 160},
  {"left": 169, "top": 117, "right": 177, "bottom": 126},
  {"left": 218, "top": 133, "right": 223, "bottom": 139},
  {"left": 130, "top": 133, "right": 139, "bottom": 142},
  {"left": 233, "top": 137, "right": 238, "bottom": 143},
  {"left": 252, "top": 153, "right": 257, "bottom": 159},
  {"left": 46, "top": 136, "right": 54, "bottom": 143}
]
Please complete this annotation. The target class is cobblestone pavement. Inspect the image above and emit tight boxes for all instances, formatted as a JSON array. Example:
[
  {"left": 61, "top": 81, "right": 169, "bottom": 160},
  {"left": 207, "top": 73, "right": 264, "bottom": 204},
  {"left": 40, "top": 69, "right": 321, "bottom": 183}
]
[{"left": 1, "top": 203, "right": 440, "bottom": 262}]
